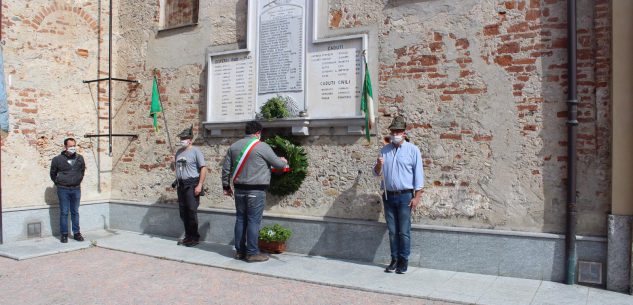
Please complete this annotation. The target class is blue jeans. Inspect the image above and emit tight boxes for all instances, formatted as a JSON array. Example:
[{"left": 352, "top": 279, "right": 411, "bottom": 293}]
[
  {"left": 383, "top": 192, "right": 413, "bottom": 261},
  {"left": 57, "top": 187, "right": 81, "bottom": 235},
  {"left": 234, "top": 189, "right": 266, "bottom": 255}
]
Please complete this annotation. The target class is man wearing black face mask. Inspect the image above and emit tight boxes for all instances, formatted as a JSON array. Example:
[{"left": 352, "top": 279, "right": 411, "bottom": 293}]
[
  {"left": 50, "top": 138, "right": 86, "bottom": 243},
  {"left": 373, "top": 116, "right": 424, "bottom": 274}
]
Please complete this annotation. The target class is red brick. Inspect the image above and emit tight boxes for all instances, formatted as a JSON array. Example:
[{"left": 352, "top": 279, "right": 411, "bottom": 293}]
[
  {"left": 455, "top": 38, "right": 469, "bottom": 49},
  {"left": 498, "top": 42, "right": 521, "bottom": 54},
  {"left": 484, "top": 24, "right": 500, "bottom": 36},
  {"left": 525, "top": 9, "right": 540, "bottom": 21},
  {"left": 474, "top": 135, "right": 493, "bottom": 141},
  {"left": 507, "top": 22, "right": 529, "bottom": 33},
  {"left": 440, "top": 133, "right": 462, "bottom": 140},
  {"left": 495, "top": 55, "right": 513, "bottom": 66},
  {"left": 517, "top": 104, "right": 538, "bottom": 111},
  {"left": 440, "top": 95, "right": 452, "bottom": 101},
  {"left": 523, "top": 124, "right": 537, "bottom": 131}
]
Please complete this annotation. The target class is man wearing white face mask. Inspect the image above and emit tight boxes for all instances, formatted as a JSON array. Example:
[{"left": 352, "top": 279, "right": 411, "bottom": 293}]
[
  {"left": 50, "top": 138, "right": 86, "bottom": 243},
  {"left": 373, "top": 116, "right": 424, "bottom": 274},
  {"left": 174, "top": 125, "right": 207, "bottom": 247}
]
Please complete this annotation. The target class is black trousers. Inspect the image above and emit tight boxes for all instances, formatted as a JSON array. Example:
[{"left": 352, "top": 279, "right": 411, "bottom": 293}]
[{"left": 177, "top": 178, "right": 200, "bottom": 240}]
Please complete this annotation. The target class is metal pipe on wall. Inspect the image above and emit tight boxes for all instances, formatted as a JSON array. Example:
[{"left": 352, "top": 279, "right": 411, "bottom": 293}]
[
  {"left": 565, "top": 0, "right": 578, "bottom": 285},
  {"left": 107, "top": 0, "right": 113, "bottom": 155}
]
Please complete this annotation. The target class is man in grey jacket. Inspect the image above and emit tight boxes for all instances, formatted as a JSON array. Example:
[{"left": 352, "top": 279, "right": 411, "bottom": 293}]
[{"left": 222, "top": 121, "right": 287, "bottom": 262}]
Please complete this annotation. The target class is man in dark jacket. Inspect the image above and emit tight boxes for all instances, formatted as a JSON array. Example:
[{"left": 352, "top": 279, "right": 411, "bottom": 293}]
[
  {"left": 222, "top": 121, "right": 287, "bottom": 262},
  {"left": 50, "top": 138, "right": 86, "bottom": 243}
]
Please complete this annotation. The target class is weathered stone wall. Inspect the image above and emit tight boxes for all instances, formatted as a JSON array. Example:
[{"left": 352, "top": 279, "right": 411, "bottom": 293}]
[
  {"left": 1, "top": 1, "right": 112, "bottom": 208},
  {"left": 2, "top": 0, "right": 611, "bottom": 236},
  {"left": 326, "top": 0, "right": 611, "bottom": 235}
]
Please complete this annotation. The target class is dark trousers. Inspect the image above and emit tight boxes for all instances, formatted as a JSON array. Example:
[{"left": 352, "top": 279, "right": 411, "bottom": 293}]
[
  {"left": 177, "top": 178, "right": 200, "bottom": 240},
  {"left": 57, "top": 187, "right": 81, "bottom": 235}
]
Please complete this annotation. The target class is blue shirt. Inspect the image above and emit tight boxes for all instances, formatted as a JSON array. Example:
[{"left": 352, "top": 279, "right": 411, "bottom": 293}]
[{"left": 374, "top": 141, "right": 424, "bottom": 191}]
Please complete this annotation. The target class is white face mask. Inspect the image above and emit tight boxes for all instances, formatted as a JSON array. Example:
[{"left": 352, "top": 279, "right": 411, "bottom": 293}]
[
  {"left": 180, "top": 139, "right": 191, "bottom": 146},
  {"left": 67, "top": 147, "right": 77, "bottom": 154},
  {"left": 390, "top": 135, "right": 404, "bottom": 144}
]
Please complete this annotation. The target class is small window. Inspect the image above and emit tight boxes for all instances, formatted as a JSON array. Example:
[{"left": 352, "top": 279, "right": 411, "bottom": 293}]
[{"left": 159, "top": 0, "right": 199, "bottom": 30}]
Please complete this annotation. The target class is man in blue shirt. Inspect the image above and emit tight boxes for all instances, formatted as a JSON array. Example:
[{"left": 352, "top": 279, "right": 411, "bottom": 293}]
[{"left": 374, "top": 116, "right": 424, "bottom": 274}]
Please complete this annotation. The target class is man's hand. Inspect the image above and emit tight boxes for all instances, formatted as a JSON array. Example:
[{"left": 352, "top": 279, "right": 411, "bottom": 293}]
[
  {"left": 195, "top": 185, "right": 202, "bottom": 196},
  {"left": 409, "top": 195, "right": 421, "bottom": 211},
  {"left": 374, "top": 157, "right": 384, "bottom": 174},
  {"left": 223, "top": 188, "right": 233, "bottom": 197},
  {"left": 280, "top": 157, "right": 288, "bottom": 163}
]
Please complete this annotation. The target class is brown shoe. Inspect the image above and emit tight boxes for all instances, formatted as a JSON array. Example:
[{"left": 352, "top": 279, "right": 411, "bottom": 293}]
[
  {"left": 246, "top": 253, "right": 269, "bottom": 262},
  {"left": 234, "top": 252, "right": 246, "bottom": 260}
]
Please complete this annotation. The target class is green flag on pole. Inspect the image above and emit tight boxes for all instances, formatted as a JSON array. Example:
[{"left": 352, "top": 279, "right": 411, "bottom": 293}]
[
  {"left": 360, "top": 59, "right": 375, "bottom": 142},
  {"left": 150, "top": 76, "right": 162, "bottom": 132}
]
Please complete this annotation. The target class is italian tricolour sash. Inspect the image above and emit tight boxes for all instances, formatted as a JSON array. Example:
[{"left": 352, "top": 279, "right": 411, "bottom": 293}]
[{"left": 231, "top": 137, "right": 260, "bottom": 182}]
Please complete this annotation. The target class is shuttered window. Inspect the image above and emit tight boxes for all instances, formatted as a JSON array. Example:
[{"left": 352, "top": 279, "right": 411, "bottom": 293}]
[{"left": 161, "top": 0, "right": 199, "bottom": 30}]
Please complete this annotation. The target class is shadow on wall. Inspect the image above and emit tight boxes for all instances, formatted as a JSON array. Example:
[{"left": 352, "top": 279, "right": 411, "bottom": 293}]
[
  {"left": 139, "top": 195, "right": 181, "bottom": 239},
  {"left": 139, "top": 194, "right": 214, "bottom": 243},
  {"left": 45, "top": 186, "right": 60, "bottom": 236},
  {"left": 137, "top": 194, "right": 235, "bottom": 259},
  {"left": 307, "top": 172, "right": 387, "bottom": 263}
]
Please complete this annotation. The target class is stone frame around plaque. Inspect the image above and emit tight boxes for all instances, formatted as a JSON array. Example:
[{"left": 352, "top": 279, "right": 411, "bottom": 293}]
[{"left": 204, "top": 0, "right": 374, "bottom": 137}]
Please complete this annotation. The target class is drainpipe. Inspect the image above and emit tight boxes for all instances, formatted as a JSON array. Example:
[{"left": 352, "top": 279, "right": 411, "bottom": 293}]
[{"left": 565, "top": 0, "right": 578, "bottom": 285}]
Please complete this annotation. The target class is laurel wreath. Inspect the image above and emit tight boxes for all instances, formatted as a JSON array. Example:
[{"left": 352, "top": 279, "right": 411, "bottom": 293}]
[{"left": 265, "top": 136, "right": 308, "bottom": 196}]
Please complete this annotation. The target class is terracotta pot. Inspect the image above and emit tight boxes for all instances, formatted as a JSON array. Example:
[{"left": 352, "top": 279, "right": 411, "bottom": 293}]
[{"left": 258, "top": 240, "right": 287, "bottom": 254}]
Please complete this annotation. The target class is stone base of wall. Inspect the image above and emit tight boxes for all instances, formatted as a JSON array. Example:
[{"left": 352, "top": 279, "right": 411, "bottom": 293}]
[
  {"left": 1, "top": 202, "right": 109, "bottom": 243},
  {"left": 1, "top": 201, "right": 609, "bottom": 283},
  {"left": 607, "top": 214, "right": 632, "bottom": 293},
  {"left": 109, "top": 201, "right": 606, "bottom": 283}
]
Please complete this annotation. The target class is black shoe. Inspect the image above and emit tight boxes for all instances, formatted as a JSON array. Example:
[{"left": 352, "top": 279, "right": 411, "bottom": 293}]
[
  {"left": 73, "top": 233, "right": 84, "bottom": 242},
  {"left": 395, "top": 259, "right": 408, "bottom": 274},
  {"left": 385, "top": 259, "right": 398, "bottom": 273},
  {"left": 60, "top": 234, "right": 68, "bottom": 243},
  {"left": 183, "top": 239, "right": 199, "bottom": 247}
]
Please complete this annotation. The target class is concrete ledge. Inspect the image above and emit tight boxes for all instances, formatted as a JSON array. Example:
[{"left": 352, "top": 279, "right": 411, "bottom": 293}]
[
  {"left": 2, "top": 202, "right": 109, "bottom": 243},
  {"left": 109, "top": 201, "right": 607, "bottom": 282}
]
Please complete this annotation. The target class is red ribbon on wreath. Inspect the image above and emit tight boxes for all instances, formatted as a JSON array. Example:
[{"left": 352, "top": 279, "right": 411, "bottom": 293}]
[{"left": 271, "top": 167, "right": 292, "bottom": 173}]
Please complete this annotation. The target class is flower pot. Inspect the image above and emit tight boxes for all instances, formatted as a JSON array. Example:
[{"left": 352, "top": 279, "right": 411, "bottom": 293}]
[{"left": 258, "top": 240, "right": 287, "bottom": 254}]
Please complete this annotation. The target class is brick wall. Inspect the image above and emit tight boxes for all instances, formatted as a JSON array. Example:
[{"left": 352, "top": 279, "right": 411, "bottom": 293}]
[
  {"left": 1, "top": 1, "right": 112, "bottom": 207},
  {"left": 328, "top": 0, "right": 611, "bottom": 235},
  {"left": 2, "top": 0, "right": 612, "bottom": 235}
]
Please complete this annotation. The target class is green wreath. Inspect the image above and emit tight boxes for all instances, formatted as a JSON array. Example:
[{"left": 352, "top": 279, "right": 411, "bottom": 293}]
[{"left": 265, "top": 136, "right": 308, "bottom": 196}]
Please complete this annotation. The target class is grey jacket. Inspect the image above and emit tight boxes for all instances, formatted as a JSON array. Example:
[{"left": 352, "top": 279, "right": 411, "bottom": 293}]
[{"left": 221, "top": 135, "right": 287, "bottom": 189}]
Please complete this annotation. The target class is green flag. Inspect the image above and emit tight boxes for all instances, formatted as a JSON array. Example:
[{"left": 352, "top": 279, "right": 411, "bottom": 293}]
[
  {"left": 150, "top": 76, "right": 162, "bottom": 132},
  {"left": 360, "top": 60, "right": 375, "bottom": 142}
]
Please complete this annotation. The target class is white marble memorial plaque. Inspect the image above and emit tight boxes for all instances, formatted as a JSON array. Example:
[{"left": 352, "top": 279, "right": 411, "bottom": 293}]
[
  {"left": 210, "top": 54, "right": 256, "bottom": 122},
  {"left": 258, "top": 3, "right": 304, "bottom": 93},
  {"left": 308, "top": 44, "right": 362, "bottom": 118}
]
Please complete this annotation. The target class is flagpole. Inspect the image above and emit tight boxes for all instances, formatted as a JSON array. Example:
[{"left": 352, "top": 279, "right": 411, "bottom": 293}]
[
  {"left": 362, "top": 50, "right": 387, "bottom": 201},
  {"left": 153, "top": 69, "right": 174, "bottom": 155}
]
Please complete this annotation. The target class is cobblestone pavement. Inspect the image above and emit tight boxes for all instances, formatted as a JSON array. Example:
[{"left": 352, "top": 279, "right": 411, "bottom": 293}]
[{"left": 0, "top": 247, "right": 459, "bottom": 305}]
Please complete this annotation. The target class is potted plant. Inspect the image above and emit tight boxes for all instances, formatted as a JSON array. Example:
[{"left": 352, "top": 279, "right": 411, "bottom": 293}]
[{"left": 258, "top": 224, "right": 292, "bottom": 254}]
